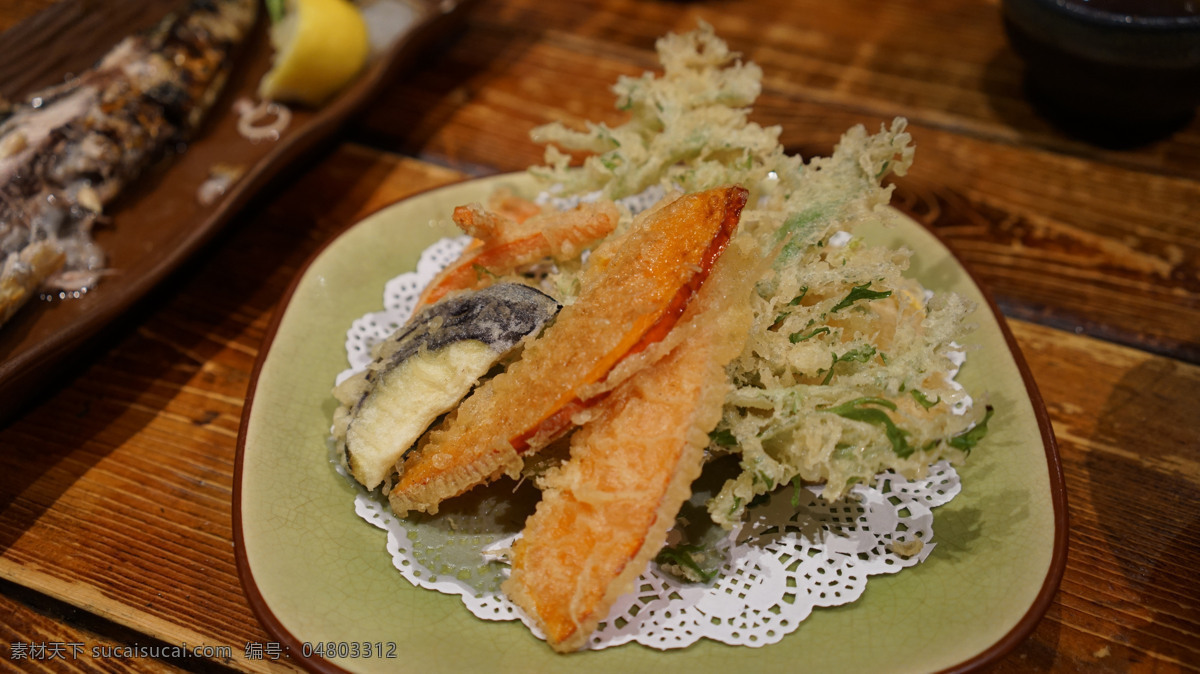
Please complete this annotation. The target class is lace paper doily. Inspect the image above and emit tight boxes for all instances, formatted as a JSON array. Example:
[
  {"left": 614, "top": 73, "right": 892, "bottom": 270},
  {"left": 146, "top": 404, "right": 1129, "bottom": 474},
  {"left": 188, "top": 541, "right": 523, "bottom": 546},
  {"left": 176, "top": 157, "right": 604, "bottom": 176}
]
[{"left": 334, "top": 233, "right": 963, "bottom": 652}]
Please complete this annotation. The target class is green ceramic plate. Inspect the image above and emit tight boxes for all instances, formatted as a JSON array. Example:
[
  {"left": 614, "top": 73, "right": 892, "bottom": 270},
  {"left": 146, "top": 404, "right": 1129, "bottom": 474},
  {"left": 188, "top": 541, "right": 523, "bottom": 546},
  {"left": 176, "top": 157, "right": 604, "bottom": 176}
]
[{"left": 235, "top": 174, "right": 1067, "bottom": 673}]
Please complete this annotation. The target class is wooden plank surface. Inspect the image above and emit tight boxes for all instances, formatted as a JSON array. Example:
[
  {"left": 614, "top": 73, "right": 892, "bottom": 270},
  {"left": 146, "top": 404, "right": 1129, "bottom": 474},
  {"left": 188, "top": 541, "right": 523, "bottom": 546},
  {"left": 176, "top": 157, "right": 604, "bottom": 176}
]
[
  {"left": 0, "top": 145, "right": 1197, "bottom": 672},
  {"left": 0, "top": 149, "right": 462, "bottom": 673},
  {"left": 0, "top": 582, "right": 188, "bottom": 673},
  {"left": 2, "top": 0, "right": 1199, "bottom": 671},
  {"left": 353, "top": 0, "right": 1200, "bottom": 362}
]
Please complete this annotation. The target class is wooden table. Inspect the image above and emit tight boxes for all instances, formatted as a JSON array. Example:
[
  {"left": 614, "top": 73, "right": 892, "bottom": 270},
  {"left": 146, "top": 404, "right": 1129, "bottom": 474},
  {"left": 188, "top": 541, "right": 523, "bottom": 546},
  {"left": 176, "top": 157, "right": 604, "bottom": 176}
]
[{"left": 2, "top": 0, "right": 1198, "bottom": 671}]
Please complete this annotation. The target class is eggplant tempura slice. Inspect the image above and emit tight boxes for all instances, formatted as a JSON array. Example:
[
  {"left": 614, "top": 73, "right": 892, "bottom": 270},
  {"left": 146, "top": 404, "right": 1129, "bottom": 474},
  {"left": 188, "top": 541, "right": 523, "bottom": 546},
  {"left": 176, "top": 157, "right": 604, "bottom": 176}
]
[
  {"left": 503, "top": 235, "right": 761, "bottom": 652},
  {"left": 333, "top": 284, "right": 560, "bottom": 490},
  {"left": 389, "top": 185, "right": 749, "bottom": 515}
]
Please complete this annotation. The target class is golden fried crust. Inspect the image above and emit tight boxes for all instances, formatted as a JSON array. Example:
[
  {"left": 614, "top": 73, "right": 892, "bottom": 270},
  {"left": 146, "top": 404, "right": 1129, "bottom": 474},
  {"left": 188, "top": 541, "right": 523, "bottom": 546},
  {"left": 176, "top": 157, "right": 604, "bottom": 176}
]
[
  {"left": 389, "top": 186, "right": 747, "bottom": 516},
  {"left": 502, "top": 234, "right": 764, "bottom": 652}
]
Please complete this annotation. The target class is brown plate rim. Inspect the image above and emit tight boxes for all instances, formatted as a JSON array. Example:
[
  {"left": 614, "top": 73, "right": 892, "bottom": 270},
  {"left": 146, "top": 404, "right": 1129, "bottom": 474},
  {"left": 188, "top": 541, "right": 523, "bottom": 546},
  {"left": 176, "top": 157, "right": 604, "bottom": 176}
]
[
  {"left": 234, "top": 175, "right": 477, "bottom": 674},
  {"left": 912, "top": 209, "right": 1069, "bottom": 674}
]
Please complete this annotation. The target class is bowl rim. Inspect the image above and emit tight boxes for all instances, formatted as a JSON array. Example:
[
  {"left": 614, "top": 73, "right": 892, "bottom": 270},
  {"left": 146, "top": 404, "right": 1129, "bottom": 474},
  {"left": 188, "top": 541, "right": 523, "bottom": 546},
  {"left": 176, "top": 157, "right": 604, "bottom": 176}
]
[{"left": 1007, "top": 0, "right": 1200, "bottom": 31}]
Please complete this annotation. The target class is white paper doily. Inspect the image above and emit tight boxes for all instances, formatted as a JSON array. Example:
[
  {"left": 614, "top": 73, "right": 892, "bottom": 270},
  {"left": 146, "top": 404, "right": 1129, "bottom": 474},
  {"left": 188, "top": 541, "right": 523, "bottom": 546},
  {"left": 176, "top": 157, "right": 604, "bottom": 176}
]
[{"left": 333, "top": 222, "right": 964, "bottom": 652}]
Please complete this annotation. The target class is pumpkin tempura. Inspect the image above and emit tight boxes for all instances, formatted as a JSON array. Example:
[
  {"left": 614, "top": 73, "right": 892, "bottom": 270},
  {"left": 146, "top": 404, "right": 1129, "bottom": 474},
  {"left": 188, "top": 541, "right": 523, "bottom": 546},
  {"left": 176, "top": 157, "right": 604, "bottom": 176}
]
[
  {"left": 502, "top": 233, "right": 761, "bottom": 652},
  {"left": 389, "top": 185, "right": 748, "bottom": 516}
]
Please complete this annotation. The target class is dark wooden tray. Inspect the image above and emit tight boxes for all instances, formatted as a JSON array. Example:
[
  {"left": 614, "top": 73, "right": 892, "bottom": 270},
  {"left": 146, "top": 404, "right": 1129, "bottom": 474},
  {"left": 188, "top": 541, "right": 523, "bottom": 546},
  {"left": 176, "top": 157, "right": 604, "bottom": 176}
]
[{"left": 0, "top": 0, "right": 475, "bottom": 422}]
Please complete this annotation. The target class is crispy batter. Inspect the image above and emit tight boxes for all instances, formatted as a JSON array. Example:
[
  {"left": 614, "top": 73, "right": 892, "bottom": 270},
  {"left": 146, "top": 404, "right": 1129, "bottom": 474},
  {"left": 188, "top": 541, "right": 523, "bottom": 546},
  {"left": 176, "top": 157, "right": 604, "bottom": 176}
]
[
  {"left": 486, "top": 187, "right": 544, "bottom": 224},
  {"left": 389, "top": 186, "right": 748, "bottom": 515},
  {"left": 414, "top": 200, "right": 620, "bottom": 309},
  {"left": 502, "top": 233, "right": 762, "bottom": 652}
]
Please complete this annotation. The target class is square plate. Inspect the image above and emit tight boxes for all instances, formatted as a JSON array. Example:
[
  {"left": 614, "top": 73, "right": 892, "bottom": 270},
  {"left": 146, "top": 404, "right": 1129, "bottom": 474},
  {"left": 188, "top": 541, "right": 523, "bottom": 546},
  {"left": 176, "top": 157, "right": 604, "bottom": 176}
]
[{"left": 234, "top": 173, "right": 1067, "bottom": 673}]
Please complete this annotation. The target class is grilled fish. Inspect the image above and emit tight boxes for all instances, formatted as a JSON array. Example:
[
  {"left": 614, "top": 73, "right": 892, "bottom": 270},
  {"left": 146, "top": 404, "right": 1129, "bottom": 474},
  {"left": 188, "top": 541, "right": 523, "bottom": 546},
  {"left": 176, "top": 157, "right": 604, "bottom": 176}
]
[{"left": 0, "top": 0, "right": 257, "bottom": 326}]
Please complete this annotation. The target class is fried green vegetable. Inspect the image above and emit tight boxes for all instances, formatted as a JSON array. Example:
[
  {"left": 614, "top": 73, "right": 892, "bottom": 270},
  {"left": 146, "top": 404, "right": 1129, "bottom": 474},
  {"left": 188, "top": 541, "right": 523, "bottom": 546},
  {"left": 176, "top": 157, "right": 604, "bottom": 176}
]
[{"left": 332, "top": 283, "right": 560, "bottom": 489}]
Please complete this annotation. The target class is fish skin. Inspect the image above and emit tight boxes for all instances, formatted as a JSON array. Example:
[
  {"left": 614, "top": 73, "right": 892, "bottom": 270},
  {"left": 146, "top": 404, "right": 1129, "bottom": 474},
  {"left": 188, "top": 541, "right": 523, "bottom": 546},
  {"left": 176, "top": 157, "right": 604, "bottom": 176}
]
[{"left": 0, "top": 0, "right": 257, "bottom": 326}]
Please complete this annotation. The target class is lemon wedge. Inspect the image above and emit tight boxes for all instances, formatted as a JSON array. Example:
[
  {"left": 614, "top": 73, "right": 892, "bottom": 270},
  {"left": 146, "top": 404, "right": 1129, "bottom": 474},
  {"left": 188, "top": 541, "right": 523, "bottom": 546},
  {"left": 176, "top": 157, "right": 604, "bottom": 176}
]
[{"left": 258, "top": 0, "right": 370, "bottom": 106}]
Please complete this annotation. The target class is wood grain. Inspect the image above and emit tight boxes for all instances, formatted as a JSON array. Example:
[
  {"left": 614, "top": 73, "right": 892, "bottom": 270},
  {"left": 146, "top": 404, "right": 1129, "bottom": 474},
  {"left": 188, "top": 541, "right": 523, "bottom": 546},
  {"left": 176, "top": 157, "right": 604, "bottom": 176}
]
[
  {"left": 354, "top": 0, "right": 1200, "bottom": 362},
  {"left": 1, "top": 0, "right": 1199, "bottom": 672},
  {"left": 0, "top": 0, "right": 178, "bottom": 100},
  {"left": 0, "top": 143, "right": 1195, "bottom": 672},
  {"left": 0, "top": 148, "right": 460, "bottom": 672},
  {"left": 1000, "top": 321, "right": 1200, "bottom": 673},
  {"left": 0, "top": 582, "right": 188, "bottom": 673}
]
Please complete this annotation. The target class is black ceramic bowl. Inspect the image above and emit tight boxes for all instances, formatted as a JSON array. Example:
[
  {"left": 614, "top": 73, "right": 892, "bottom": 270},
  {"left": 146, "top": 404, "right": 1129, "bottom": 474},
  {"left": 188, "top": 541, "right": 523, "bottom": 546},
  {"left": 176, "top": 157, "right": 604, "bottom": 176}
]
[{"left": 1003, "top": 0, "right": 1200, "bottom": 127}]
